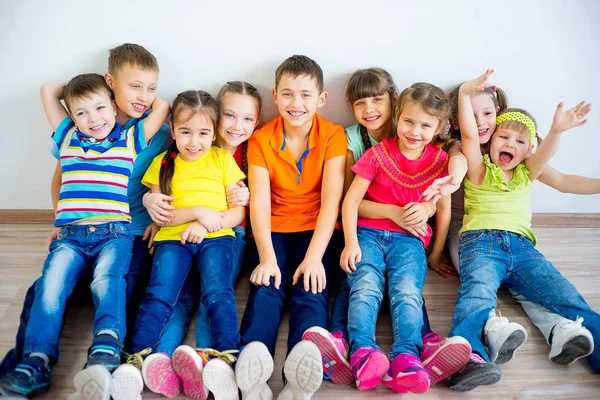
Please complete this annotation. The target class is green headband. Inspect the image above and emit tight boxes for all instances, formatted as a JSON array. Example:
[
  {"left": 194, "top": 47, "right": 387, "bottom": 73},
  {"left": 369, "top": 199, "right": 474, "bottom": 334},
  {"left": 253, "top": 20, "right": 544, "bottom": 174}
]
[{"left": 496, "top": 111, "right": 536, "bottom": 143}]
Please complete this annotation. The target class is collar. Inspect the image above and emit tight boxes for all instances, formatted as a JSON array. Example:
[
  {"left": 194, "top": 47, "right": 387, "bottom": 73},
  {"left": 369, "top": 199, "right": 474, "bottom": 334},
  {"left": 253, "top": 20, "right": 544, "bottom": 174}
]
[{"left": 76, "top": 122, "right": 122, "bottom": 144}]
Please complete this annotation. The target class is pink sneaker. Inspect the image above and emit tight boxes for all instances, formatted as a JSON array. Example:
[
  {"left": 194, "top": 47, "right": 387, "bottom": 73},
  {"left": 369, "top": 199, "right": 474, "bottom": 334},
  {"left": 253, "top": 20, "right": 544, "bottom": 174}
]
[
  {"left": 141, "top": 353, "right": 182, "bottom": 398},
  {"left": 383, "top": 353, "right": 430, "bottom": 394},
  {"left": 350, "top": 348, "right": 390, "bottom": 390},
  {"left": 420, "top": 333, "right": 471, "bottom": 385},
  {"left": 172, "top": 345, "right": 209, "bottom": 400},
  {"left": 302, "top": 327, "right": 353, "bottom": 385}
]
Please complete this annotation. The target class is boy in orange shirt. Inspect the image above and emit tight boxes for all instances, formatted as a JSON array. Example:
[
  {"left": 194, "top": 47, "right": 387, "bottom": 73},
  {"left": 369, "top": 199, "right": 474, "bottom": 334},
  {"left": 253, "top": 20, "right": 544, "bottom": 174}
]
[{"left": 235, "top": 55, "right": 346, "bottom": 400}]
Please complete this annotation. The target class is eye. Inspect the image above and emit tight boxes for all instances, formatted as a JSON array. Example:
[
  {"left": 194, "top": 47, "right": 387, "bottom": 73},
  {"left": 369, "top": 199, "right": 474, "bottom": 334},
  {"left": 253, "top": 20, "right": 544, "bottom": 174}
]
[
  {"left": 422, "top": 124, "right": 432, "bottom": 129},
  {"left": 374, "top": 97, "right": 383, "bottom": 102},
  {"left": 149, "top": 87, "right": 157, "bottom": 92},
  {"left": 485, "top": 112, "right": 493, "bottom": 116},
  {"left": 97, "top": 106, "right": 105, "bottom": 111},
  {"left": 131, "top": 84, "right": 140, "bottom": 89},
  {"left": 405, "top": 119, "right": 413, "bottom": 125},
  {"left": 499, "top": 135, "right": 508, "bottom": 139},
  {"left": 180, "top": 130, "right": 190, "bottom": 135},
  {"left": 282, "top": 92, "right": 291, "bottom": 97},
  {"left": 245, "top": 117, "right": 255, "bottom": 123},
  {"left": 518, "top": 139, "right": 526, "bottom": 144},
  {"left": 77, "top": 111, "right": 85, "bottom": 117},
  {"left": 302, "top": 93, "right": 311, "bottom": 98},
  {"left": 355, "top": 100, "right": 364, "bottom": 106}
]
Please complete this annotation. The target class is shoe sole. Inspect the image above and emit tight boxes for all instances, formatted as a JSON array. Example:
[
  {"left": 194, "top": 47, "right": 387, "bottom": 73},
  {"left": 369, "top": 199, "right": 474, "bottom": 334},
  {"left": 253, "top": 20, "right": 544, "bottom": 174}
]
[
  {"left": 172, "top": 346, "right": 208, "bottom": 400},
  {"left": 73, "top": 365, "right": 111, "bottom": 400},
  {"left": 422, "top": 339, "right": 472, "bottom": 386},
  {"left": 282, "top": 341, "right": 323, "bottom": 398},
  {"left": 449, "top": 364, "right": 501, "bottom": 391},
  {"left": 203, "top": 359, "right": 238, "bottom": 400},
  {"left": 355, "top": 351, "right": 389, "bottom": 390},
  {"left": 236, "top": 342, "right": 274, "bottom": 400},
  {"left": 383, "top": 369, "right": 430, "bottom": 394},
  {"left": 142, "top": 354, "right": 181, "bottom": 398},
  {"left": 109, "top": 364, "right": 143, "bottom": 400},
  {"left": 302, "top": 327, "right": 353, "bottom": 385},
  {"left": 551, "top": 335, "right": 593, "bottom": 365},
  {"left": 495, "top": 330, "right": 527, "bottom": 364}
]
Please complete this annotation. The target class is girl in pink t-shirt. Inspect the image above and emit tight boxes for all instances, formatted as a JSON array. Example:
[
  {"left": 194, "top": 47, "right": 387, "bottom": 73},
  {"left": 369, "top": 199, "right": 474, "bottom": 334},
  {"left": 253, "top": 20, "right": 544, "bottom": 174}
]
[{"left": 340, "top": 83, "right": 468, "bottom": 394}]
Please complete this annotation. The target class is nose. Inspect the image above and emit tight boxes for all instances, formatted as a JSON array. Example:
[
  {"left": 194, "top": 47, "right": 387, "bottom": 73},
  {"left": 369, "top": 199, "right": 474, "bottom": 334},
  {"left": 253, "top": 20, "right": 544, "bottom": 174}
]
[
  {"left": 366, "top": 99, "right": 375, "bottom": 113},
  {"left": 234, "top": 117, "right": 242, "bottom": 130},
  {"left": 138, "top": 88, "right": 148, "bottom": 102},
  {"left": 293, "top": 93, "right": 303, "bottom": 107},
  {"left": 474, "top": 114, "right": 483, "bottom": 126}
]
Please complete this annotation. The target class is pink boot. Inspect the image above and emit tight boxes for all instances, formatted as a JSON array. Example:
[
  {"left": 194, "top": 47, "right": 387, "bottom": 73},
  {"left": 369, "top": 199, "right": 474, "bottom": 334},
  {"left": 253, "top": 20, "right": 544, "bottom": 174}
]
[
  {"left": 383, "top": 353, "right": 430, "bottom": 394},
  {"left": 350, "top": 348, "right": 389, "bottom": 390}
]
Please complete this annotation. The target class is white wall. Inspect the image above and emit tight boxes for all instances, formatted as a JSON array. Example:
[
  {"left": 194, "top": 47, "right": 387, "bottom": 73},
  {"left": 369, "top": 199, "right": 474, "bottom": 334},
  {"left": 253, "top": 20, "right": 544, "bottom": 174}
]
[{"left": 1, "top": 0, "right": 599, "bottom": 212}]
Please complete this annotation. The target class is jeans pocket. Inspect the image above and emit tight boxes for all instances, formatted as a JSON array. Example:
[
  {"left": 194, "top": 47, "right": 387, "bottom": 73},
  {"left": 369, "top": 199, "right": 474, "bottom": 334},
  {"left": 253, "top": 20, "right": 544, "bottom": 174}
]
[
  {"left": 459, "top": 231, "right": 486, "bottom": 247},
  {"left": 459, "top": 231, "right": 491, "bottom": 262},
  {"left": 112, "top": 224, "right": 133, "bottom": 240}
]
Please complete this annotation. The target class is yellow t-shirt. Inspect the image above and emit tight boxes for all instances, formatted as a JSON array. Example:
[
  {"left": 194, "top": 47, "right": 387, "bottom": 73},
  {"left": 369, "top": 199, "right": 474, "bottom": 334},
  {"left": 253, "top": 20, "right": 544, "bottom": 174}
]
[{"left": 143, "top": 146, "right": 246, "bottom": 242}]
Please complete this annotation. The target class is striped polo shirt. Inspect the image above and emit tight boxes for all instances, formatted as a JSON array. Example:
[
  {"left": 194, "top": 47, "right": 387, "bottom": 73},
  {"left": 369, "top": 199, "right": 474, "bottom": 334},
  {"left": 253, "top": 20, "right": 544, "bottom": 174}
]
[{"left": 52, "top": 116, "right": 147, "bottom": 226}]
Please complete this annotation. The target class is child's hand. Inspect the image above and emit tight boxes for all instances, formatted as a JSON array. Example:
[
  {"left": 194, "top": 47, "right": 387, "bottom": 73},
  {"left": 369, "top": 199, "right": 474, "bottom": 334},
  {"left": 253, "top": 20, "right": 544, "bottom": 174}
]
[
  {"left": 45, "top": 227, "right": 60, "bottom": 250},
  {"left": 423, "top": 174, "right": 462, "bottom": 203},
  {"left": 293, "top": 258, "right": 327, "bottom": 294},
  {"left": 402, "top": 202, "right": 433, "bottom": 226},
  {"left": 427, "top": 252, "right": 457, "bottom": 278},
  {"left": 250, "top": 259, "right": 282, "bottom": 289},
  {"left": 227, "top": 181, "right": 250, "bottom": 207},
  {"left": 460, "top": 69, "right": 495, "bottom": 96},
  {"left": 180, "top": 221, "right": 207, "bottom": 244},
  {"left": 550, "top": 101, "right": 591, "bottom": 134},
  {"left": 143, "top": 192, "right": 176, "bottom": 226},
  {"left": 197, "top": 209, "right": 224, "bottom": 233},
  {"left": 389, "top": 207, "right": 428, "bottom": 237},
  {"left": 340, "top": 243, "right": 362, "bottom": 274},
  {"left": 143, "top": 223, "right": 159, "bottom": 254}
]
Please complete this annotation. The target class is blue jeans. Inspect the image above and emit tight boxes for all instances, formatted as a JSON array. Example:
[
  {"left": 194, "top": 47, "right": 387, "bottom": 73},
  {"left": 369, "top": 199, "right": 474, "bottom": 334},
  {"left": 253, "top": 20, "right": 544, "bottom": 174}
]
[
  {"left": 23, "top": 223, "right": 133, "bottom": 359},
  {"left": 450, "top": 230, "right": 600, "bottom": 373},
  {"left": 129, "top": 236, "right": 239, "bottom": 354},
  {"left": 155, "top": 226, "right": 247, "bottom": 355},
  {"left": 347, "top": 227, "right": 428, "bottom": 359},
  {"left": 240, "top": 230, "right": 343, "bottom": 356}
]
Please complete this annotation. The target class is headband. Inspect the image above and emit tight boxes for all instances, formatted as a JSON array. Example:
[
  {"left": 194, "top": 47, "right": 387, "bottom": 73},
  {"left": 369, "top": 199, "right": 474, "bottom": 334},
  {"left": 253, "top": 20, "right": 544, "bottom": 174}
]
[{"left": 496, "top": 111, "right": 536, "bottom": 144}]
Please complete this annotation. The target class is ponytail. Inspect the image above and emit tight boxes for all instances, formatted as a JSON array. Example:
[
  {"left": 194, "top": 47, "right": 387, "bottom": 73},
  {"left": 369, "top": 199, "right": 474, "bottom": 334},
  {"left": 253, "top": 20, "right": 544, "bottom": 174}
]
[{"left": 159, "top": 142, "right": 179, "bottom": 196}]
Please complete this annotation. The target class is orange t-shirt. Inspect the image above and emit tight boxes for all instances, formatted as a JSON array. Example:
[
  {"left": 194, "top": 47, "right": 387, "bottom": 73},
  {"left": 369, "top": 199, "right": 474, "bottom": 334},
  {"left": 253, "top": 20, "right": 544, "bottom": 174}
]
[{"left": 247, "top": 114, "right": 347, "bottom": 233}]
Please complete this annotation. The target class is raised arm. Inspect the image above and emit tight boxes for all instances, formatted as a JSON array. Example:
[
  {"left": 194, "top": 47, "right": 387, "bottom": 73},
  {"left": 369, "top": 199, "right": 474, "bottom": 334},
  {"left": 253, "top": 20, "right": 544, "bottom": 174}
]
[
  {"left": 525, "top": 101, "right": 591, "bottom": 181},
  {"left": 143, "top": 97, "right": 170, "bottom": 143},
  {"left": 538, "top": 165, "right": 600, "bottom": 194},
  {"left": 40, "top": 83, "right": 68, "bottom": 132}
]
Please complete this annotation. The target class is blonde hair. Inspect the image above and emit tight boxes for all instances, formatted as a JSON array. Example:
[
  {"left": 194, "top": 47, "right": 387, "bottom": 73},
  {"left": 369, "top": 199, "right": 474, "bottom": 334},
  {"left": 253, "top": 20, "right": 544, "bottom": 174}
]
[{"left": 108, "top": 43, "right": 159, "bottom": 75}]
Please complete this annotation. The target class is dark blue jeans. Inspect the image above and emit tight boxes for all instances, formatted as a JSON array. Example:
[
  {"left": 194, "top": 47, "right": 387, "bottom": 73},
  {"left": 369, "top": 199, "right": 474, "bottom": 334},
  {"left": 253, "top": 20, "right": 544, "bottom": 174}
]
[
  {"left": 450, "top": 230, "right": 600, "bottom": 373},
  {"left": 129, "top": 236, "right": 239, "bottom": 354},
  {"left": 240, "top": 230, "right": 343, "bottom": 356}
]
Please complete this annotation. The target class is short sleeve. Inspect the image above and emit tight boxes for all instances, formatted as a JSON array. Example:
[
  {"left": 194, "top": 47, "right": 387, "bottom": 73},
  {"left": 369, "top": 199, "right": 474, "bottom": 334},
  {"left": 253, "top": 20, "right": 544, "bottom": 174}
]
[
  {"left": 324, "top": 125, "right": 347, "bottom": 162},
  {"left": 221, "top": 151, "right": 247, "bottom": 186},
  {"left": 142, "top": 152, "right": 165, "bottom": 188},
  {"left": 247, "top": 134, "right": 266, "bottom": 168},
  {"left": 51, "top": 116, "right": 75, "bottom": 150},
  {"left": 130, "top": 119, "right": 148, "bottom": 157},
  {"left": 351, "top": 147, "right": 379, "bottom": 182}
]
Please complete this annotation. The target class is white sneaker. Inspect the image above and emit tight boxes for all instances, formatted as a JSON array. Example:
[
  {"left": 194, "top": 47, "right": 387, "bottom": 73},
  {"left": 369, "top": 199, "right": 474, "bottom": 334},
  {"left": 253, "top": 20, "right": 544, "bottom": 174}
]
[
  {"left": 203, "top": 358, "right": 238, "bottom": 400},
  {"left": 278, "top": 341, "right": 322, "bottom": 400},
  {"left": 484, "top": 313, "right": 527, "bottom": 364},
  {"left": 73, "top": 365, "right": 111, "bottom": 400},
  {"left": 110, "top": 364, "right": 143, "bottom": 400},
  {"left": 549, "top": 317, "right": 594, "bottom": 364},
  {"left": 236, "top": 342, "right": 274, "bottom": 400}
]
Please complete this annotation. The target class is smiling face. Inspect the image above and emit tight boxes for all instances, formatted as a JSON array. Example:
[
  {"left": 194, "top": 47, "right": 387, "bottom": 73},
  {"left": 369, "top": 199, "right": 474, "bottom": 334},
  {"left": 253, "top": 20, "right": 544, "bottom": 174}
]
[
  {"left": 172, "top": 110, "right": 215, "bottom": 162},
  {"left": 395, "top": 101, "right": 440, "bottom": 158},
  {"left": 471, "top": 92, "right": 499, "bottom": 145},
  {"left": 489, "top": 125, "right": 533, "bottom": 171},
  {"left": 352, "top": 92, "right": 394, "bottom": 133},
  {"left": 218, "top": 93, "right": 259, "bottom": 149},
  {"left": 69, "top": 91, "right": 117, "bottom": 140},
  {"left": 273, "top": 73, "right": 327, "bottom": 133},
  {"left": 106, "top": 64, "right": 159, "bottom": 123}
]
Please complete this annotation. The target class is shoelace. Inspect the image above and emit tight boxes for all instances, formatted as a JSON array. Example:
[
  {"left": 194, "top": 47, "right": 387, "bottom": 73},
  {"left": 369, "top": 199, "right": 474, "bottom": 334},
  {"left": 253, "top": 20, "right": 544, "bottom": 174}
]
[
  {"left": 122, "top": 348, "right": 152, "bottom": 369},
  {"left": 196, "top": 348, "right": 239, "bottom": 364},
  {"left": 321, "top": 356, "right": 333, "bottom": 380}
]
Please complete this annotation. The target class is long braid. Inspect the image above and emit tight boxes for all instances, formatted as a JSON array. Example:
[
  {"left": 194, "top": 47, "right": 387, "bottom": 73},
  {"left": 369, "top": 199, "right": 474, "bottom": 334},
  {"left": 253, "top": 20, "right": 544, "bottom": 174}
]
[
  {"left": 359, "top": 124, "right": 372, "bottom": 152},
  {"left": 241, "top": 140, "right": 249, "bottom": 177},
  {"left": 159, "top": 142, "right": 179, "bottom": 196}
]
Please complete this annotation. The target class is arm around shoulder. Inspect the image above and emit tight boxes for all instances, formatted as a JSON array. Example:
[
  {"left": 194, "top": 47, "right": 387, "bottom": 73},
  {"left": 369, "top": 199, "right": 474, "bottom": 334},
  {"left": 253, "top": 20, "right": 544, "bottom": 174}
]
[{"left": 143, "top": 97, "right": 171, "bottom": 142}]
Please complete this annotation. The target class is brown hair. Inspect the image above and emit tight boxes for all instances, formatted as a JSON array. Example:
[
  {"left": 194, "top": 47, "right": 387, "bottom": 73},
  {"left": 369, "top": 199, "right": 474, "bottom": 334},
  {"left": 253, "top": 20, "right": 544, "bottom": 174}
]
[
  {"left": 63, "top": 73, "right": 113, "bottom": 112},
  {"left": 160, "top": 90, "right": 218, "bottom": 195},
  {"left": 275, "top": 55, "right": 324, "bottom": 93},
  {"left": 216, "top": 81, "right": 262, "bottom": 176},
  {"left": 448, "top": 84, "right": 509, "bottom": 140},
  {"left": 395, "top": 82, "right": 452, "bottom": 148},
  {"left": 495, "top": 107, "right": 538, "bottom": 144},
  {"left": 108, "top": 43, "right": 159, "bottom": 75},
  {"left": 346, "top": 67, "right": 398, "bottom": 151}
]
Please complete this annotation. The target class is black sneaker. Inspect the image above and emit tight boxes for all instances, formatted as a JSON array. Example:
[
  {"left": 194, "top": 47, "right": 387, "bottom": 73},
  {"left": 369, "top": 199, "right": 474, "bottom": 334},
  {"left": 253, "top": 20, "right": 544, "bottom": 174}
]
[
  {"left": 0, "top": 356, "right": 50, "bottom": 397},
  {"left": 85, "top": 333, "right": 123, "bottom": 371},
  {"left": 449, "top": 353, "right": 501, "bottom": 391}
]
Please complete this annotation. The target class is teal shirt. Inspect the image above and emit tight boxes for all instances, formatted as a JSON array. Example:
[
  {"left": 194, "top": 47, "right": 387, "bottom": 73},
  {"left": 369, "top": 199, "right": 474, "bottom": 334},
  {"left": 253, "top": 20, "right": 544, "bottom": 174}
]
[{"left": 345, "top": 123, "right": 378, "bottom": 161}]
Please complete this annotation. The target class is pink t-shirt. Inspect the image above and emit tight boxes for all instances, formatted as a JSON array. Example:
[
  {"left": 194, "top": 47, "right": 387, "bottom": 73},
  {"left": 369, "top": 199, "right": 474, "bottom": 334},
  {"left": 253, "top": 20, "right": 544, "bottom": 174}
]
[{"left": 351, "top": 138, "right": 449, "bottom": 247}]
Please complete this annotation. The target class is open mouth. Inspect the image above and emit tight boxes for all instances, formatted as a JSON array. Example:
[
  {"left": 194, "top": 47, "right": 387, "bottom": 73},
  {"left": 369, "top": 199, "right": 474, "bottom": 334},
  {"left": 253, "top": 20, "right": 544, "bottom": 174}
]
[
  {"left": 499, "top": 151, "right": 514, "bottom": 164},
  {"left": 288, "top": 111, "right": 306, "bottom": 118},
  {"left": 133, "top": 103, "right": 147, "bottom": 112},
  {"left": 186, "top": 148, "right": 202, "bottom": 154},
  {"left": 226, "top": 130, "right": 244, "bottom": 139},
  {"left": 405, "top": 136, "right": 421, "bottom": 144},
  {"left": 364, "top": 115, "right": 380, "bottom": 123},
  {"left": 90, "top": 123, "right": 106, "bottom": 132},
  {"left": 478, "top": 128, "right": 489, "bottom": 137}
]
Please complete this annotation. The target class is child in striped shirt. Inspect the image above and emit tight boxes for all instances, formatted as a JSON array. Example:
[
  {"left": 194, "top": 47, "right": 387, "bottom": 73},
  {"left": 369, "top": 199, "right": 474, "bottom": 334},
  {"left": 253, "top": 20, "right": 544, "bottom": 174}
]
[{"left": 0, "top": 73, "right": 169, "bottom": 397}]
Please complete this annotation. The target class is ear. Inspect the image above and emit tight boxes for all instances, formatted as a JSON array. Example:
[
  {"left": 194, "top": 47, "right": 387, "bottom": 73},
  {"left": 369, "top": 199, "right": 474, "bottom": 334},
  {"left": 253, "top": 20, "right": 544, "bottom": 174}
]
[
  {"left": 104, "top": 73, "right": 114, "bottom": 89},
  {"left": 111, "top": 100, "right": 117, "bottom": 116},
  {"left": 272, "top": 88, "right": 277, "bottom": 104},
  {"left": 526, "top": 144, "right": 534, "bottom": 158},
  {"left": 317, "top": 91, "right": 328, "bottom": 109}
]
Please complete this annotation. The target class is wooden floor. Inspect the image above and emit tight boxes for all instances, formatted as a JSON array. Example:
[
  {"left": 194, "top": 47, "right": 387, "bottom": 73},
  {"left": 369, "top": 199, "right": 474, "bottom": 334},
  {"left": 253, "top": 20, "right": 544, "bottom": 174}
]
[{"left": 1, "top": 223, "right": 599, "bottom": 399}]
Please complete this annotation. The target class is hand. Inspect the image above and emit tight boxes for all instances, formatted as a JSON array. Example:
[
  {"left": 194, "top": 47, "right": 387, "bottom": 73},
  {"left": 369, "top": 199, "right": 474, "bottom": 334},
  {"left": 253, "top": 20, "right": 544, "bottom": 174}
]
[
  {"left": 423, "top": 174, "right": 462, "bottom": 203},
  {"left": 340, "top": 243, "right": 361, "bottom": 274},
  {"left": 428, "top": 252, "right": 457, "bottom": 278},
  {"left": 388, "top": 207, "right": 428, "bottom": 237},
  {"left": 181, "top": 221, "right": 208, "bottom": 244},
  {"left": 197, "top": 209, "right": 224, "bottom": 233},
  {"left": 250, "top": 259, "right": 282, "bottom": 288},
  {"left": 550, "top": 101, "right": 591, "bottom": 134},
  {"left": 45, "top": 227, "right": 59, "bottom": 250},
  {"left": 402, "top": 202, "right": 432, "bottom": 226},
  {"left": 460, "top": 69, "right": 494, "bottom": 96},
  {"left": 142, "top": 223, "right": 159, "bottom": 254},
  {"left": 143, "top": 192, "right": 176, "bottom": 226},
  {"left": 292, "top": 257, "right": 327, "bottom": 294},
  {"left": 227, "top": 181, "right": 250, "bottom": 207}
]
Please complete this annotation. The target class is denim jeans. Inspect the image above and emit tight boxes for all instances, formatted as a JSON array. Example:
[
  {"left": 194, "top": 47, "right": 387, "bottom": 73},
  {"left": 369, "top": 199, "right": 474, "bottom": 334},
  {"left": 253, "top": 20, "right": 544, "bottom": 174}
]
[
  {"left": 347, "top": 227, "right": 428, "bottom": 359},
  {"left": 23, "top": 223, "right": 133, "bottom": 359},
  {"left": 240, "top": 230, "right": 343, "bottom": 356},
  {"left": 450, "top": 230, "right": 600, "bottom": 373},
  {"left": 155, "top": 226, "right": 247, "bottom": 355},
  {"left": 129, "top": 236, "right": 239, "bottom": 354}
]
